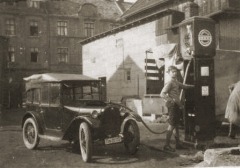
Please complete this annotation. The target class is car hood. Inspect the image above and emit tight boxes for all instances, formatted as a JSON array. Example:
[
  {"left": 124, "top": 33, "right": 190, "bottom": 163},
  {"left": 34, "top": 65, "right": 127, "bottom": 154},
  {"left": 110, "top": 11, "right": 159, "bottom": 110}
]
[{"left": 64, "top": 105, "right": 104, "bottom": 114}]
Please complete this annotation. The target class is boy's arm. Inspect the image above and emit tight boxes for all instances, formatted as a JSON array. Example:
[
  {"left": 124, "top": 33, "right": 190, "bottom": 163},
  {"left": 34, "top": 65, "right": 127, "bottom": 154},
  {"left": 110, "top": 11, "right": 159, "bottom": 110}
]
[
  {"left": 160, "top": 82, "right": 174, "bottom": 102},
  {"left": 178, "top": 81, "right": 194, "bottom": 89}
]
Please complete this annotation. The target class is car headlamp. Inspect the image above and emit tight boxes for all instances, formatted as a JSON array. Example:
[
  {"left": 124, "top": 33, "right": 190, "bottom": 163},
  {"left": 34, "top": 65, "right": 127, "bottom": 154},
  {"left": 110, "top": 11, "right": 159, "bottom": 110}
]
[
  {"left": 91, "top": 110, "right": 99, "bottom": 119},
  {"left": 119, "top": 107, "right": 126, "bottom": 116}
]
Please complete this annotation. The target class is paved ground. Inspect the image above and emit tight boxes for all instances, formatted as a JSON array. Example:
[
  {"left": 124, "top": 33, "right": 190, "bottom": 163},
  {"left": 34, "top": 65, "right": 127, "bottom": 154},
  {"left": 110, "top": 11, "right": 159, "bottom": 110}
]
[
  {"left": 0, "top": 108, "right": 204, "bottom": 168},
  {"left": 1, "top": 108, "right": 240, "bottom": 167}
]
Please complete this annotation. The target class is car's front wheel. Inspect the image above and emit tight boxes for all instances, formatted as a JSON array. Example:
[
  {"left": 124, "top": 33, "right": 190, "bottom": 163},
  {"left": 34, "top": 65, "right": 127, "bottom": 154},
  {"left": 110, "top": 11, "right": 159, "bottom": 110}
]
[
  {"left": 79, "top": 122, "right": 92, "bottom": 162},
  {"left": 123, "top": 120, "right": 140, "bottom": 155},
  {"left": 23, "top": 118, "right": 40, "bottom": 149}
]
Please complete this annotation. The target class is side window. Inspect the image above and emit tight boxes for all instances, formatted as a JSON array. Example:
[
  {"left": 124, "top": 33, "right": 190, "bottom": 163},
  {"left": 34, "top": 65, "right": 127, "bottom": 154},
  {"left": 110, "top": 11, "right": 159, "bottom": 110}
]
[
  {"left": 26, "top": 90, "right": 33, "bottom": 103},
  {"left": 26, "top": 89, "right": 40, "bottom": 104},
  {"left": 49, "top": 83, "right": 60, "bottom": 106},
  {"left": 41, "top": 83, "right": 49, "bottom": 105},
  {"left": 33, "top": 89, "right": 40, "bottom": 104}
]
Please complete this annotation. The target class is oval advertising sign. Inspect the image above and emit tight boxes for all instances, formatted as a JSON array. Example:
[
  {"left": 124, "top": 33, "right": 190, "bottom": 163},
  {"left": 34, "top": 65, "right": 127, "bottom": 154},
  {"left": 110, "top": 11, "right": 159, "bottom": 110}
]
[{"left": 198, "top": 29, "right": 212, "bottom": 47}]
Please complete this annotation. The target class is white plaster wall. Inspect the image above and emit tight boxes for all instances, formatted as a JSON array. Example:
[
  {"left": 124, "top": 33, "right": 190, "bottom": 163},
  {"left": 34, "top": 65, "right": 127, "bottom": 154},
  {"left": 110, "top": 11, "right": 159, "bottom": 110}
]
[{"left": 82, "top": 21, "right": 157, "bottom": 102}]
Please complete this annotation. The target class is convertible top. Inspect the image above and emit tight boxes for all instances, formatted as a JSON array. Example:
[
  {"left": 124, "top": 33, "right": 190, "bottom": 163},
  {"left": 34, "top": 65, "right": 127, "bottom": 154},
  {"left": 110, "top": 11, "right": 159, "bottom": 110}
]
[
  {"left": 24, "top": 73, "right": 98, "bottom": 91},
  {"left": 24, "top": 73, "right": 97, "bottom": 82}
]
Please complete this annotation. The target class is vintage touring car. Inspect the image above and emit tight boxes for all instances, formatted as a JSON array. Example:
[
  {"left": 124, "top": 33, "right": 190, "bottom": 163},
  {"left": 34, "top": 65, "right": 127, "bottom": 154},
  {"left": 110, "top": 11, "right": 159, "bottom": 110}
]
[{"left": 22, "top": 73, "right": 141, "bottom": 162}]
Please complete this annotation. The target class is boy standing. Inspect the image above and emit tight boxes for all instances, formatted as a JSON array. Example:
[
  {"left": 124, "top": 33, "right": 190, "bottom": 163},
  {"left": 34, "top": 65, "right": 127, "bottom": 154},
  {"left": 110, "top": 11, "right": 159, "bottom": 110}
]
[{"left": 160, "top": 65, "right": 194, "bottom": 152}]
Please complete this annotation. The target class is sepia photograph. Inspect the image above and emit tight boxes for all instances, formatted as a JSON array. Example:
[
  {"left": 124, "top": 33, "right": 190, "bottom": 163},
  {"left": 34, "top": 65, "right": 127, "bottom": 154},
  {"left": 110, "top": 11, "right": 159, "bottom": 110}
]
[{"left": 0, "top": 0, "right": 240, "bottom": 167}]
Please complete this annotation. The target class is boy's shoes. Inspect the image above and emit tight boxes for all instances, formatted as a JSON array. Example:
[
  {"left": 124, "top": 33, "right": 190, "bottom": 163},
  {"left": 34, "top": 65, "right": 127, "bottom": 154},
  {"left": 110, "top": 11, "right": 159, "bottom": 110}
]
[
  {"left": 163, "top": 145, "right": 175, "bottom": 152},
  {"left": 176, "top": 144, "right": 187, "bottom": 150}
]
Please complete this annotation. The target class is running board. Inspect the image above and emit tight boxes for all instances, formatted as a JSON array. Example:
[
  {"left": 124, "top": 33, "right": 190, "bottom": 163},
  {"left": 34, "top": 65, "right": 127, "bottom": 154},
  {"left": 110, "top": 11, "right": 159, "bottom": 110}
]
[{"left": 39, "top": 135, "right": 62, "bottom": 141}]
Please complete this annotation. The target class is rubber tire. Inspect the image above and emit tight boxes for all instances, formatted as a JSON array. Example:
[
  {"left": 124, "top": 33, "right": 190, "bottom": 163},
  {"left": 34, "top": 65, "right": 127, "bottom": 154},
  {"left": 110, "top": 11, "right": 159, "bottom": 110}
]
[
  {"left": 123, "top": 120, "right": 140, "bottom": 155},
  {"left": 79, "top": 122, "right": 92, "bottom": 162},
  {"left": 23, "top": 118, "right": 40, "bottom": 150}
]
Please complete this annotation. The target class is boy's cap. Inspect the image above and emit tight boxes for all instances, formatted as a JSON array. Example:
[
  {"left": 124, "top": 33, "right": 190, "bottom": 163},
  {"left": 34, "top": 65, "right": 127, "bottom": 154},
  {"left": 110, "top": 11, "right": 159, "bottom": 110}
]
[{"left": 167, "top": 65, "right": 178, "bottom": 72}]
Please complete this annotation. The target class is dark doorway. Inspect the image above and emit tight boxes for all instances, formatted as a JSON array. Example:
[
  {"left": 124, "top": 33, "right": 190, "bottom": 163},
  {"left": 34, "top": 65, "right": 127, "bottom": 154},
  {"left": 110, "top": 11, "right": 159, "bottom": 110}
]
[{"left": 99, "top": 77, "right": 107, "bottom": 101}]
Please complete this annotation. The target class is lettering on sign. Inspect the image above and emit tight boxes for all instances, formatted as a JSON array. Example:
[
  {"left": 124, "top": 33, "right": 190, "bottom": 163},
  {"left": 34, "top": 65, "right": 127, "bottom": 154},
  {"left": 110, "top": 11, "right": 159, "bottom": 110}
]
[{"left": 198, "top": 29, "right": 212, "bottom": 47}]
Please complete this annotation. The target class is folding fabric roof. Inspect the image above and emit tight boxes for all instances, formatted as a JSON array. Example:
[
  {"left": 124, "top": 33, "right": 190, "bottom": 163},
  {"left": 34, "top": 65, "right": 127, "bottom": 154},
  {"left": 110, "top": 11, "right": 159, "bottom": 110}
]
[{"left": 23, "top": 73, "right": 97, "bottom": 83}]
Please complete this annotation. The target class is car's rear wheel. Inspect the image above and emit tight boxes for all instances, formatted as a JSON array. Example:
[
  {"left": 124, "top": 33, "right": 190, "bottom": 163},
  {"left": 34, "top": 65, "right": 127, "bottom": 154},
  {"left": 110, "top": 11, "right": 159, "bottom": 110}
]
[
  {"left": 123, "top": 120, "right": 140, "bottom": 155},
  {"left": 79, "top": 122, "right": 92, "bottom": 162},
  {"left": 23, "top": 118, "right": 40, "bottom": 149}
]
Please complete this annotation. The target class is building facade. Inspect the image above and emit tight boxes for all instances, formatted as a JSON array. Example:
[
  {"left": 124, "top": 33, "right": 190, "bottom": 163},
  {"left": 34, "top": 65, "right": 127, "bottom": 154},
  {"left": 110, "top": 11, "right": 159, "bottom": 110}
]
[
  {"left": 81, "top": 0, "right": 240, "bottom": 118},
  {"left": 0, "top": 0, "right": 132, "bottom": 108}
]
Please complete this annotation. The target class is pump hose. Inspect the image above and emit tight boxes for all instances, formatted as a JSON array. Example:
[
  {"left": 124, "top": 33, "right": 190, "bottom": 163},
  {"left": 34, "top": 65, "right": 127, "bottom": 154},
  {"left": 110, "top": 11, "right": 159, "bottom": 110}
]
[
  {"left": 110, "top": 102, "right": 167, "bottom": 134},
  {"left": 120, "top": 104, "right": 168, "bottom": 134}
]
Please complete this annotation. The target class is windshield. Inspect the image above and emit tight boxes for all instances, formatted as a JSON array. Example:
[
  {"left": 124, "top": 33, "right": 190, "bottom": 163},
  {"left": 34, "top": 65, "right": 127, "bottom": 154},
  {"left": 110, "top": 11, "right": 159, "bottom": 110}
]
[{"left": 62, "top": 81, "right": 101, "bottom": 104}]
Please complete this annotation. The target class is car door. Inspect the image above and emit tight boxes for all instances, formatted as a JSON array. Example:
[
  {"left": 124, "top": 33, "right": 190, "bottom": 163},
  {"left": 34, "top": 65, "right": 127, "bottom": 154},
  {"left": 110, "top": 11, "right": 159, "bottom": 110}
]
[{"left": 41, "top": 83, "right": 62, "bottom": 131}]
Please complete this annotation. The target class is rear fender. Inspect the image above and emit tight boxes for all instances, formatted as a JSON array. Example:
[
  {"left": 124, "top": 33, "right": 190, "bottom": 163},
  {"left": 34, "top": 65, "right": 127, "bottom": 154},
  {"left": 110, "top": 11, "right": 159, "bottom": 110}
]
[
  {"left": 62, "top": 116, "right": 100, "bottom": 141},
  {"left": 21, "top": 111, "right": 44, "bottom": 134}
]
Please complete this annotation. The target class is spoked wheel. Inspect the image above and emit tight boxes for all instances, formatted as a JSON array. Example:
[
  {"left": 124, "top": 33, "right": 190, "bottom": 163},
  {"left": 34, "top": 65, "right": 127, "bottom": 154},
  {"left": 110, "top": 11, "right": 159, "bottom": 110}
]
[
  {"left": 123, "top": 120, "right": 140, "bottom": 155},
  {"left": 79, "top": 122, "right": 92, "bottom": 162},
  {"left": 23, "top": 118, "right": 40, "bottom": 149}
]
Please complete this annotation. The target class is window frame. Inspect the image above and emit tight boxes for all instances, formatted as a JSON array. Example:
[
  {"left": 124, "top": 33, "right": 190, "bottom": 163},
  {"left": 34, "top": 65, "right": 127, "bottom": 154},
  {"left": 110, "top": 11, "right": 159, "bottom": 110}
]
[
  {"left": 30, "top": 47, "right": 39, "bottom": 63},
  {"left": 5, "top": 19, "right": 16, "bottom": 36},
  {"left": 57, "top": 47, "right": 68, "bottom": 63},
  {"left": 28, "top": 0, "right": 40, "bottom": 8},
  {"left": 8, "top": 46, "right": 15, "bottom": 62},
  {"left": 84, "top": 21, "right": 94, "bottom": 37},
  {"left": 57, "top": 21, "right": 68, "bottom": 36},
  {"left": 30, "top": 20, "right": 39, "bottom": 37}
]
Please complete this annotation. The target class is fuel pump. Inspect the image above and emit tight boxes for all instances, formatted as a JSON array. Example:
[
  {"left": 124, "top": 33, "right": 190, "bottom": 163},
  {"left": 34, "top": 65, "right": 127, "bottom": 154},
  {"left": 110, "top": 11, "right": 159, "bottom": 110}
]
[{"left": 179, "top": 17, "right": 216, "bottom": 144}]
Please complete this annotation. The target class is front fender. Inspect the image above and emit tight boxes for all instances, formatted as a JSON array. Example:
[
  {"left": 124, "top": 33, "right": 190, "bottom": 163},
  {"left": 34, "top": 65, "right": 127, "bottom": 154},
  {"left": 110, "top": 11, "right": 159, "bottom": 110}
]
[
  {"left": 75, "top": 116, "right": 101, "bottom": 128},
  {"left": 62, "top": 116, "right": 100, "bottom": 141},
  {"left": 22, "top": 111, "right": 44, "bottom": 134},
  {"left": 120, "top": 116, "right": 138, "bottom": 134}
]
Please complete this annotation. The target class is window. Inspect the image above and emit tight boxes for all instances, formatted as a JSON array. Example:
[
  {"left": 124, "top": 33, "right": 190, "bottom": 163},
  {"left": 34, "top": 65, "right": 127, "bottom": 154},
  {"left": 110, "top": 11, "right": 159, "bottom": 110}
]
[
  {"left": 26, "top": 89, "right": 40, "bottom": 104},
  {"left": 30, "top": 48, "right": 39, "bottom": 63},
  {"left": 33, "top": 89, "right": 40, "bottom": 104},
  {"left": 28, "top": 0, "right": 40, "bottom": 8},
  {"left": 125, "top": 69, "right": 131, "bottom": 81},
  {"left": 41, "top": 83, "right": 49, "bottom": 104},
  {"left": 84, "top": 22, "right": 94, "bottom": 37},
  {"left": 49, "top": 83, "right": 60, "bottom": 106},
  {"left": 30, "top": 21, "right": 38, "bottom": 36},
  {"left": 57, "top": 48, "right": 68, "bottom": 63},
  {"left": 5, "top": 19, "right": 15, "bottom": 36},
  {"left": 8, "top": 47, "right": 15, "bottom": 62},
  {"left": 57, "top": 21, "right": 68, "bottom": 36}
]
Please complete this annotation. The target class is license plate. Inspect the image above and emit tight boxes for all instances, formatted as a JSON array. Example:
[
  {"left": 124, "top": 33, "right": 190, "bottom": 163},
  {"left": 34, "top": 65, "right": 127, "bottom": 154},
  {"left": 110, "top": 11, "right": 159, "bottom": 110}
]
[{"left": 104, "top": 136, "right": 122, "bottom": 145}]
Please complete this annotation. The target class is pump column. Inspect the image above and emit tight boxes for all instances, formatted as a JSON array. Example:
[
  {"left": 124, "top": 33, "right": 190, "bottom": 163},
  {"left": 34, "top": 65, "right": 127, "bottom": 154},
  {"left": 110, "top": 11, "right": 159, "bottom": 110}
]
[{"left": 179, "top": 17, "right": 216, "bottom": 143}]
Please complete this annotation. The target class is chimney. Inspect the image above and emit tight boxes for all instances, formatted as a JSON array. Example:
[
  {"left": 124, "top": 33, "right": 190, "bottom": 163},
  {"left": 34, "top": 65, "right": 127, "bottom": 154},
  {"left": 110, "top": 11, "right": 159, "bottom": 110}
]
[{"left": 184, "top": 0, "right": 199, "bottom": 18}]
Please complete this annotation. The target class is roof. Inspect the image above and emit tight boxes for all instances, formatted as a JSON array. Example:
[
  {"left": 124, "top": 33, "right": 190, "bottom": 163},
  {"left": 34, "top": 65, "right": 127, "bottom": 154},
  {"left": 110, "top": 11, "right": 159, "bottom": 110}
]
[
  {"left": 80, "top": 8, "right": 180, "bottom": 44},
  {"left": 23, "top": 73, "right": 98, "bottom": 83},
  {"left": 121, "top": 0, "right": 170, "bottom": 19},
  {"left": 70, "top": 0, "right": 133, "bottom": 20},
  {"left": 46, "top": 1, "right": 80, "bottom": 16}
]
